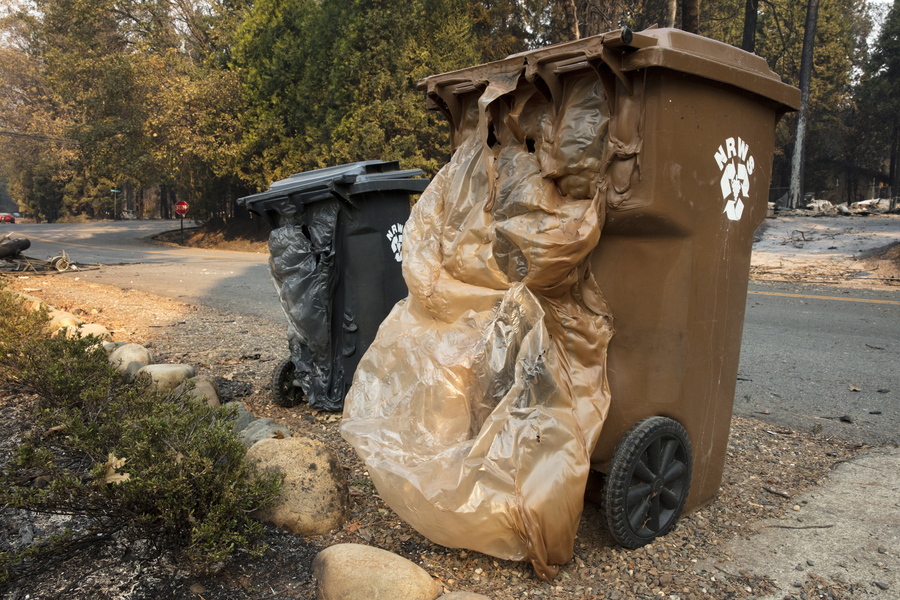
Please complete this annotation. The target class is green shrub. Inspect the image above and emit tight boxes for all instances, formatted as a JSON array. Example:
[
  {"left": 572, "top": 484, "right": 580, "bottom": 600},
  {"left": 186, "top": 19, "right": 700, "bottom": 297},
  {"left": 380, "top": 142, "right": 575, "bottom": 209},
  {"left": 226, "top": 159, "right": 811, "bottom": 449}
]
[
  {"left": 19, "top": 334, "right": 122, "bottom": 413},
  {"left": 0, "top": 284, "right": 282, "bottom": 583}
]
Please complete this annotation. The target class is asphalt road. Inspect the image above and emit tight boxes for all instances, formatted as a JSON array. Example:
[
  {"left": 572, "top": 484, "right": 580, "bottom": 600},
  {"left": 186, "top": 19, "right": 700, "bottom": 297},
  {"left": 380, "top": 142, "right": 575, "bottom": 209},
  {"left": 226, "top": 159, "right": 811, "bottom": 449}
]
[
  {"left": 737, "top": 280, "right": 900, "bottom": 445},
  {"left": 7, "top": 220, "right": 282, "bottom": 321},
  {"left": 7, "top": 221, "right": 900, "bottom": 445}
]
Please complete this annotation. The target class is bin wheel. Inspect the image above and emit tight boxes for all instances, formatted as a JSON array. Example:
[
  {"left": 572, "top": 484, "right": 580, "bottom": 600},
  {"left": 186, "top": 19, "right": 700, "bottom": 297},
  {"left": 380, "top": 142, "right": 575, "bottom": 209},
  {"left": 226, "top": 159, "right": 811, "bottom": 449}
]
[
  {"left": 604, "top": 416, "right": 692, "bottom": 549},
  {"left": 272, "top": 358, "right": 305, "bottom": 408}
]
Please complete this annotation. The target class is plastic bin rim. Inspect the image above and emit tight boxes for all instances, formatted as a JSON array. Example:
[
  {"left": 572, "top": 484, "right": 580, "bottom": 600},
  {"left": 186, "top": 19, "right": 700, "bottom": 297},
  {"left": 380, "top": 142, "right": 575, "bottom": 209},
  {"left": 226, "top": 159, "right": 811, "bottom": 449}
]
[
  {"left": 417, "top": 27, "right": 799, "bottom": 112},
  {"left": 237, "top": 160, "right": 427, "bottom": 207}
]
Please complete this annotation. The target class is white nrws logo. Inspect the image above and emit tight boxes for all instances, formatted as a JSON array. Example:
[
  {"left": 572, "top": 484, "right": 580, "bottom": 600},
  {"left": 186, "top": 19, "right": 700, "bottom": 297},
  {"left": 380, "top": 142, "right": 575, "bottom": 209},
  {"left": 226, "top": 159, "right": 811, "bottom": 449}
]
[
  {"left": 386, "top": 223, "right": 403, "bottom": 263},
  {"left": 714, "top": 137, "right": 756, "bottom": 222}
]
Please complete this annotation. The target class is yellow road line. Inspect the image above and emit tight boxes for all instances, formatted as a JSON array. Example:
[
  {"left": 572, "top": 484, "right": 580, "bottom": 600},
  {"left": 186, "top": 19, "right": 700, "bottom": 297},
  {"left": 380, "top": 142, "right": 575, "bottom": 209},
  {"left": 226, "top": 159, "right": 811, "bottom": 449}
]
[
  {"left": 23, "top": 234, "right": 265, "bottom": 262},
  {"left": 749, "top": 290, "right": 900, "bottom": 306}
]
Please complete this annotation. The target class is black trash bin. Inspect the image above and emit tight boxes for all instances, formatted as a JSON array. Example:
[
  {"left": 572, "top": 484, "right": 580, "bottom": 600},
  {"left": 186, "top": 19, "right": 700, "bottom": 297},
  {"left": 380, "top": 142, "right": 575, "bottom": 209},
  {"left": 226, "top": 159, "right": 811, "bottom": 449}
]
[{"left": 238, "top": 160, "right": 429, "bottom": 411}]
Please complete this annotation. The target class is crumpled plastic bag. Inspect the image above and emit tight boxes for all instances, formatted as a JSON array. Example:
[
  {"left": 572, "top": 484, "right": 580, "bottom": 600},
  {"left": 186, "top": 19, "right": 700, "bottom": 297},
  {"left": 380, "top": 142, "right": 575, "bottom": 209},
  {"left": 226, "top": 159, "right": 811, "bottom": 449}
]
[
  {"left": 268, "top": 201, "right": 344, "bottom": 411},
  {"left": 341, "top": 69, "right": 615, "bottom": 579}
]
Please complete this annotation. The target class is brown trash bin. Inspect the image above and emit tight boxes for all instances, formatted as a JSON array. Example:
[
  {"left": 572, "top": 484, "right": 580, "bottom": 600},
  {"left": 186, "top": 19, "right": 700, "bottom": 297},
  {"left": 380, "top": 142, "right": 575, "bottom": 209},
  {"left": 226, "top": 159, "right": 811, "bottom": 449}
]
[{"left": 416, "top": 28, "right": 800, "bottom": 549}]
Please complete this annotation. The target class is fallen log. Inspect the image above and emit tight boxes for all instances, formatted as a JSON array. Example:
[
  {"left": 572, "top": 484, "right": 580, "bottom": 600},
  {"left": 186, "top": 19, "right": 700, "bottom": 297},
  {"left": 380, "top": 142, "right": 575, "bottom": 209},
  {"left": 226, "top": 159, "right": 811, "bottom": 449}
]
[{"left": 0, "top": 236, "right": 30, "bottom": 259}]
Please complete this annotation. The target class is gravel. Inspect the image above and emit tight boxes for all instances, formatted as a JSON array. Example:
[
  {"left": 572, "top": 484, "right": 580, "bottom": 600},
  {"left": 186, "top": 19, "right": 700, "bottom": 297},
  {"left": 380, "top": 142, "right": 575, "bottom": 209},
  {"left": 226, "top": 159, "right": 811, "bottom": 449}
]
[{"left": 1, "top": 274, "right": 868, "bottom": 600}]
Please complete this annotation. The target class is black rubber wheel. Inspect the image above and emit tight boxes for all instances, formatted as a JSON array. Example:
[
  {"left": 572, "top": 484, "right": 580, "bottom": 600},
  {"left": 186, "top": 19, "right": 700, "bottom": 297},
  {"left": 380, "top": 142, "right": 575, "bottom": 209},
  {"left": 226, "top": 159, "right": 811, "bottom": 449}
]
[
  {"left": 271, "top": 358, "right": 305, "bottom": 408},
  {"left": 603, "top": 416, "right": 692, "bottom": 549}
]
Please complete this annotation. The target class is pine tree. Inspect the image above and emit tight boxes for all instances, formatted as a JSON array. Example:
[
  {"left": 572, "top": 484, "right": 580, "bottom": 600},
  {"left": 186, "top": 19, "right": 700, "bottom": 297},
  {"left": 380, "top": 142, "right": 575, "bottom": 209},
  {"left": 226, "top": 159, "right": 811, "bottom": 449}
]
[
  {"left": 860, "top": 0, "right": 900, "bottom": 203},
  {"left": 233, "top": 0, "right": 482, "bottom": 187},
  {"left": 0, "top": 0, "right": 251, "bottom": 219}
]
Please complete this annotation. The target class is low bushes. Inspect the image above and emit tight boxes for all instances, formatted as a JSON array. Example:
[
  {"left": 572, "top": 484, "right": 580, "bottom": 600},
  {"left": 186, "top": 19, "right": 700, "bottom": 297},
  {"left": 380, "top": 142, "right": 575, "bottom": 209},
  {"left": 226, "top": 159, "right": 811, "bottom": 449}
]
[{"left": 0, "top": 284, "right": 282, "bottom": 584}]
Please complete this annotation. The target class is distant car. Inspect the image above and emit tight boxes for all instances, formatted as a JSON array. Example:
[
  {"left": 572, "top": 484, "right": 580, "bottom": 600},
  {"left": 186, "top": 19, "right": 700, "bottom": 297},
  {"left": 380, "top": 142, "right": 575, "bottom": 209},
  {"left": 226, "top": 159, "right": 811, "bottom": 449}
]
[{"left": 0, "top": 213, "right": 14, "bottom": 223}]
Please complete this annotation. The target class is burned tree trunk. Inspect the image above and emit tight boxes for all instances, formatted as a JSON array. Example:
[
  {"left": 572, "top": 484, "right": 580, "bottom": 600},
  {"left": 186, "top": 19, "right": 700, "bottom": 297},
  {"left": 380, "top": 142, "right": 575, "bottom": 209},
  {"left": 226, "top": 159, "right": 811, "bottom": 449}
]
[
  {"left": 742, "top": 0, "right": 759, "bottom": 52},
  {"left": 0, "top": 237, "right": 30, "bottom": 259},
  {"left": 665, "top": 0, "right": 677, "bottom": 27},
  {"left": 788, "top": 0, "right": 820, "bottom": 208},
  {"left": 682, "top": 0, "right": 700, "bottom": 33},
  {"left": 562, "top": 0, "right": 580, "bottom": 39}
]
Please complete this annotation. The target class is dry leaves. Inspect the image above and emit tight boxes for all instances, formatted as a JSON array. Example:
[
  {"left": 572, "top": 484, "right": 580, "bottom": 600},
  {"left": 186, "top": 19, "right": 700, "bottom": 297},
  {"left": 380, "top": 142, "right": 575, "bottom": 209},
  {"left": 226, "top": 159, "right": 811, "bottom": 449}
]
[{"left": 103, "top": 453, "right": 131, "bottom": 485}]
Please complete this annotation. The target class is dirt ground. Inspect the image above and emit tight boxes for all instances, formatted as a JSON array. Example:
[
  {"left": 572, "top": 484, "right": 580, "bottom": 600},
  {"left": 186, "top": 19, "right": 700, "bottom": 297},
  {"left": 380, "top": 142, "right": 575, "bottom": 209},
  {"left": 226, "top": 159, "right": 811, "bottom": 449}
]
[
  {"left": 750, "top": 213, "right": 900, "bottom": 288},
  {"left": 1, "top": 212, "right": 897, "bottom": 600},
  {"left": 154, "top": 216, "right": 272, "bottom": 254}
]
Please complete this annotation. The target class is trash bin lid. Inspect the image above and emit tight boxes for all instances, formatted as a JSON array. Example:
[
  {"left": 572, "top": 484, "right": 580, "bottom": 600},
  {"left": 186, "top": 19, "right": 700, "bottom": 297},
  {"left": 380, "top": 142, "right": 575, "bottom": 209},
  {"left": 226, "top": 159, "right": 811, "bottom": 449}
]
[
  {"left": 618, "top": 28, "right": 800, "bottom": 110},
  {"left": 238, "top": 160, "right": 429, "bottom": 209},
  {"left": 418, "top": 27, "right": 799, "bottom": 120}
]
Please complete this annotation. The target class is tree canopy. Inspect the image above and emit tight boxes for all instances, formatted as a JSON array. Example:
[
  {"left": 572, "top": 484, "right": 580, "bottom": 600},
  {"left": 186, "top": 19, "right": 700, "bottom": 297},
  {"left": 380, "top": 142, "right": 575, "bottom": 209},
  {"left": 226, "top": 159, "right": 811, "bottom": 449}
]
[
  {"left": 857, "top": 0, "right": 900, "bottom": 201},
  {"left": 0, "top": 0, "right": 894, "bottom": 221}
]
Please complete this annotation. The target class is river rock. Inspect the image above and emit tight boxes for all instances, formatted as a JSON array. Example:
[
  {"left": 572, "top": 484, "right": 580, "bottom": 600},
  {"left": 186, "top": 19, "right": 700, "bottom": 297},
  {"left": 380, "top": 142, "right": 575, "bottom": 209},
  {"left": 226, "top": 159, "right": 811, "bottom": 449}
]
[
  {"left": 16, "top": 293, "right": 48, "bottom": 312},
  {"left": 102, "top": 340, "right": 128, "bottom": 353},
  {"left": 239, "top": 418, "right": 291, "bottom": 446},
  {"left": 440, "top": 594, "right": 494, "bottom": 599},
  {"left": 226, "top": 401, "right": 254, "bottom": 432},
  {"left": 108, "top": 343, "right": 153, "bottom": 378},
  {"left": 247, "top": 437, "right": 349, "bottom": 536},
  {"left": 313, "top": 543, "right": 441, "bottom": 600},
  {"left": 136, "top": 364, "right": 195, "bottom": 392},
  {"left": 175, "top": 376, "right": 221, "bottom": 407},
  {"left": 65, "top": 323, "right": 111, "bottom": 340},
  {"left": 46, "top": 310, "right": 81, "bottom": 332}
]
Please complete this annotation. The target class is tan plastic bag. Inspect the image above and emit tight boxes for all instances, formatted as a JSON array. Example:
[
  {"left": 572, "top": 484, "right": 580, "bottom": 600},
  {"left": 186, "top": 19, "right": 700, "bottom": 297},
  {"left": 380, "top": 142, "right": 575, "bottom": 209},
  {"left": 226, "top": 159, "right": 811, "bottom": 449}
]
[{"left": 341, "top": 70, "right": 614, "bottom": 579}]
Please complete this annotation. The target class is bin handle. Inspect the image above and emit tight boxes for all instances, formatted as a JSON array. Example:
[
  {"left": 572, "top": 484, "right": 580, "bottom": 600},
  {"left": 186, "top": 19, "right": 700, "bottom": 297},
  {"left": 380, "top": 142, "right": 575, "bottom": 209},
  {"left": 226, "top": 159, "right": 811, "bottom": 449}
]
[{"left": 597, "top": 45, "right": 633, "bottom": 95}]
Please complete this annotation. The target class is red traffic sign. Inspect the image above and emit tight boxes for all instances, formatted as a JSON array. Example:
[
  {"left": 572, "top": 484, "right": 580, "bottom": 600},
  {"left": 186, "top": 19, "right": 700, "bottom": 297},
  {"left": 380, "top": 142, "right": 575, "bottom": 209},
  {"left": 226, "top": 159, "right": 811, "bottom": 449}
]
[{"left": 174, "top": 201, "right": 189, "bottom": 216}]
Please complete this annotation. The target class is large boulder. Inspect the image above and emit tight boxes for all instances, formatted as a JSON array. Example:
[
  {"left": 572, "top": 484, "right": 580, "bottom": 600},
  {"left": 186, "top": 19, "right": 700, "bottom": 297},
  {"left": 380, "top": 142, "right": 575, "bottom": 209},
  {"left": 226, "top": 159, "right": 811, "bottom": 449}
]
[
  {"left": 246, "top": 437, "right": 349, "bottom": 536},
  {"left": 108, "top": 343, "right": 152, "bottom": 378},
  {"left": 136, "top": 364, "right": 195, "bottom": 392},
  {"left": 313, "top": 544, "right": 441, "bottom": 600}
]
